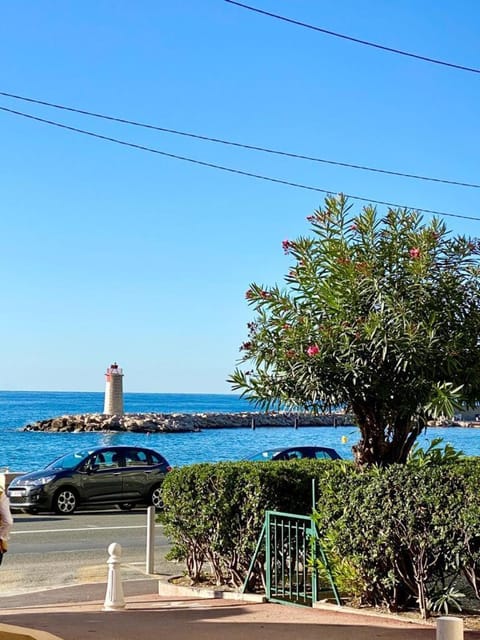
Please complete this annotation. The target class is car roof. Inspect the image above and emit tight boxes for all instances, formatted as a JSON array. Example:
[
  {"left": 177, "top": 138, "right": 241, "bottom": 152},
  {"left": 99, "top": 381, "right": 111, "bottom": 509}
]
[
  {"left": 89, "top": 445, "right": 155, "bottom": 452},
  {"left": 77, "top": 445, "right": 163, "bottom": 457},
  {"left": 263, "top": 446, "right": 334, "bottom": 452}
]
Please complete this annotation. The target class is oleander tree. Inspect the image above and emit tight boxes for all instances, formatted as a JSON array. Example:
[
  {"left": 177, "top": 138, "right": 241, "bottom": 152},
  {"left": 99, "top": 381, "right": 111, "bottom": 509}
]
[{"left": 229, "top": 195, "right": 480, "bottom": 466}]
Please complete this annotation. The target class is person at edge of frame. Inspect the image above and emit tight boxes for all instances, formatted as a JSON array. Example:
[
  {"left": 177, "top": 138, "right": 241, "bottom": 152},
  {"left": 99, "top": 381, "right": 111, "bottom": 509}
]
[{"left": 0, "top": 486, "right": 13, "bottom": 564}]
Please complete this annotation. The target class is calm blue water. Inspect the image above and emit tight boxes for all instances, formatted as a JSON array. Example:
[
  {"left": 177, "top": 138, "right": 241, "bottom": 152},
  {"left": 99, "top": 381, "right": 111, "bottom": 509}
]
[{"left": 0, "top": 391, "right": 478, "bottom": 472}]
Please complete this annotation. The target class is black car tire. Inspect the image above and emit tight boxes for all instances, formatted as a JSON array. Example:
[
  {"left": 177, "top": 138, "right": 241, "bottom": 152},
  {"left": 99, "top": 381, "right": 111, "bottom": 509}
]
[
  {"left": 118, "top": 503, "right": 135, "bottom": 511},
  {"left": 53, "top": 488, "right": 78, "bottom": 515},
  {"left": 149, "top": 485, "right": 164, "bottom": 510}
]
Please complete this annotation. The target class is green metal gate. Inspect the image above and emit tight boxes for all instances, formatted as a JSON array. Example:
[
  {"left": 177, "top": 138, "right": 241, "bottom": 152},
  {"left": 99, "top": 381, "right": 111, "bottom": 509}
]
[{"left": 243, "top": 510, "right": 341, "bottom": 607}]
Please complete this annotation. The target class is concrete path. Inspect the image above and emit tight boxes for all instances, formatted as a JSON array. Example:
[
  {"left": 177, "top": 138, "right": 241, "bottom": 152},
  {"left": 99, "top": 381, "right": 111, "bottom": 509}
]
[{"left": 0, "top": 579, "right": 478, "bottom": 640}]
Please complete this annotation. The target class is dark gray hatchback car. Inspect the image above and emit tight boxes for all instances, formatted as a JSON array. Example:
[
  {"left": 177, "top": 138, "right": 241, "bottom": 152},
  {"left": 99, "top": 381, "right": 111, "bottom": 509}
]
[{"left": 7, "top": 445, "right": 172, "bottom": 514}]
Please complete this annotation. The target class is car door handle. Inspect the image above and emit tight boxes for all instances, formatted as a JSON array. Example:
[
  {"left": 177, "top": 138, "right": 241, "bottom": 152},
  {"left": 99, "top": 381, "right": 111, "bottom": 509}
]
[{"left": 113, "top": 472, "right": 122, "bottom": 475}]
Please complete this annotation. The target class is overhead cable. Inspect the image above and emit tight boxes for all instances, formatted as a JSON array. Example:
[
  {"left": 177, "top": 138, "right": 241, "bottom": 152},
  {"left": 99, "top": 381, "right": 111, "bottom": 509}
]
[
  {"left": 0, "top": 90, "right": 477, "bottom": 190},
  {"left": 225, "top": 0, "right": 480, "bottom": 75},
  {"left": 0, "top": 104, "right": 479, "bottom": 222}
]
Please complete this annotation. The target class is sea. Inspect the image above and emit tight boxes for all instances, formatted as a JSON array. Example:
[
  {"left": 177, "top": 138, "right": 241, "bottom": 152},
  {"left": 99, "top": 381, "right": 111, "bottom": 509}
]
[{"left": 0, "top": 391, "right": 479, "bottom": 472}]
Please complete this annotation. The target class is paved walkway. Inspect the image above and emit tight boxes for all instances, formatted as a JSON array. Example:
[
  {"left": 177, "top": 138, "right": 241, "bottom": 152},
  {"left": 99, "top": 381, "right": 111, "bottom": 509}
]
[{"left": 0, "top": 579, "right": 478, "bottom": 640}]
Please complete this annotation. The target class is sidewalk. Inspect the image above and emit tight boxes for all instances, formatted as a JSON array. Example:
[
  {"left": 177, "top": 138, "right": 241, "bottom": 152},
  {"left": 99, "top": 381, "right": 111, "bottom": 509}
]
[{"left": 0, "top": 578, "right": 480, "bottom": 640}]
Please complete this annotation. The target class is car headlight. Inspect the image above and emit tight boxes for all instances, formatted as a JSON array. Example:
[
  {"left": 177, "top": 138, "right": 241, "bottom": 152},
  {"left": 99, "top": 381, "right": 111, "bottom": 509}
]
[{"left": 21, "top": 475, "right": 57, "bottom": 487}]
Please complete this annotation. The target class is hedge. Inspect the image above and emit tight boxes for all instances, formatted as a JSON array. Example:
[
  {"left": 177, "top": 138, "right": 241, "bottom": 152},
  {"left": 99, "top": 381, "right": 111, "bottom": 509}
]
[
  {"left": 314, "top": 463, "right": 473, "bottom": 617},
  {"left": 160, "top": 459, "right": 331, "bottom": 587},
  {"left": 160, "top": 457, "right": 480, "bottom": 618}
]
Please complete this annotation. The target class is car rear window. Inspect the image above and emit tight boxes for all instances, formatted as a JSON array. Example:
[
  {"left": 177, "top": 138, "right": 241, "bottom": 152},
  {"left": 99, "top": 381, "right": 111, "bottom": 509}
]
[
  {"left": 314, "top": 450, "right": 332, "bottom": 459},
  {"left": 150, "top": 451, "right": 167, "bottom": 466}
]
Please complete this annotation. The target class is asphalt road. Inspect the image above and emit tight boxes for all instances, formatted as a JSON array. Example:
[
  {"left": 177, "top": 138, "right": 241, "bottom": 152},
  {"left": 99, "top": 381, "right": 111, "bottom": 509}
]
[{"left": 0, "top": 507, "right": 178, "bottom": 596}]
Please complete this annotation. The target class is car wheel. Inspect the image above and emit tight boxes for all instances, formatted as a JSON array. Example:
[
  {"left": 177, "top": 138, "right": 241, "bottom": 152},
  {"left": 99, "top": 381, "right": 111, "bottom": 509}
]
[
  {"left": 118, "top": 502, "right": 135, "bottom": 511},
  {"left": 149, "top": 485, "right": 164, "bottom": 510},
  {"left": 53, "top": 488, "right": 78, "bottom": 514}
]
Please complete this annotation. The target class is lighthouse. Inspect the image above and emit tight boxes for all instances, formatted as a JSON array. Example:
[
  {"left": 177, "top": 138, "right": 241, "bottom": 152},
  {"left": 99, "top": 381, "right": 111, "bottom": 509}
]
[{"left": 104, "top": 362, "right": 124, "bottom": 415}]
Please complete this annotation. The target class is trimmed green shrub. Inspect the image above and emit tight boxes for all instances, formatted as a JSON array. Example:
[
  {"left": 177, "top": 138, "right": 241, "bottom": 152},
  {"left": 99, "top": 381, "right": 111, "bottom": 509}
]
[
  {"left": 457, "top": 458, "right": 480, "bottom": 599},
  {"left": 160, "top": 456, "right": 480, "bottom": 619},
  {"left": 314, "top": 461, "right": 477, "bottom": 618},
  {"left": 160, "top": 459, "right": 338, "bottom": 587}
]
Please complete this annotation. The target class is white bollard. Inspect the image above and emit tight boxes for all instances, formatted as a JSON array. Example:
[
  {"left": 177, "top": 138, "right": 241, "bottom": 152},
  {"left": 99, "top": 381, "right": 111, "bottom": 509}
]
[
  {"left": 436, "top": 616, "right": 463, "bottom": 640},
  {"left": 103, "top": 542, "right": 125, "bottom": 611},
  {"left": 146, "top": 505, "right": 155, "bottom": 574}
]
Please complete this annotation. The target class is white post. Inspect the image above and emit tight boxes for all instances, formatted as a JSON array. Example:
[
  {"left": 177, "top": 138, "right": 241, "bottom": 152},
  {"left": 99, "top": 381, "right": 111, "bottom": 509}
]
[
  {"left": 436, "top": 617, "right": 463, "bottom": 640},
  {"left": 103, "top": 542, "right": 125, "bottom": 611},
  {"left": 146, "top": 505, "right": 155, "bottom": 574}
]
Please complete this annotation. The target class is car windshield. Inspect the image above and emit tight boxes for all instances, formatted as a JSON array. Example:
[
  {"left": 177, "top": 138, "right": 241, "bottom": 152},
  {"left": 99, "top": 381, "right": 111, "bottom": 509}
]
[{"left": 45, "top": 450, "right": 91, "bottom": 470}]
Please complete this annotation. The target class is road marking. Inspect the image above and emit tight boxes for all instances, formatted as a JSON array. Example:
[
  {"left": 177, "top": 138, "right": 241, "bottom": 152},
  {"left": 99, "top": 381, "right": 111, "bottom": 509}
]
[{"left": 11, "top": 524, "right": 163, "bottom": 535}]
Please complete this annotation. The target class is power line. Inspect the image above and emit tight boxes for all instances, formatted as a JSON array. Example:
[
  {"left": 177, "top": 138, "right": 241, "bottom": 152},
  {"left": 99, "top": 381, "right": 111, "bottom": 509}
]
[
  {"left": 1, "top": 104, "right": 479, "bottom": 222},
  {"left": 0, "top": 90, "right": 478, "bottom": 190},
  {"left": 225, "top": 0, "right": 480, "bottom": 75}
]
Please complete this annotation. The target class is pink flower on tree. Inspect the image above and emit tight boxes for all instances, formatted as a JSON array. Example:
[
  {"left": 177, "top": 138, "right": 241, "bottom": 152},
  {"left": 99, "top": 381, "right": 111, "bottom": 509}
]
[
  {"left": 245, "top": 289, "right": 254, "bottom": 299},
  {"left": 409, "top": 248, "right": 421, "bottom": 259},
  {"left": 282, "top": 239, "right": 293, "bottom": 254},
  {"left": 307, "top": 344, "right": 320, "bottom": 356}
]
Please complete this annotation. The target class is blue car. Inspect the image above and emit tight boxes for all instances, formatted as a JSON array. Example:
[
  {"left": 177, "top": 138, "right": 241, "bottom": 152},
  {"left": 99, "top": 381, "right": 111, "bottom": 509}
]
[{"left": 247, "top": 445, "right": 341, "bottom": 461}]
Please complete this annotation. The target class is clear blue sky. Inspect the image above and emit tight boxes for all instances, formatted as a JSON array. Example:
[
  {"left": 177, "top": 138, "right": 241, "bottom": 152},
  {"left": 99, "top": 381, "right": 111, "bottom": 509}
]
[{"left": 1, "top": 1, "right": 479, "bottom": 393}]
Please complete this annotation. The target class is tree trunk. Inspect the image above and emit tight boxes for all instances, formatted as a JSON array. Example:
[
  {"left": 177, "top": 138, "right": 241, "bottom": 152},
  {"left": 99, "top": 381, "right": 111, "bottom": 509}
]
[{"left": 351, "top": 402, "right": 417, "bottom": 466}]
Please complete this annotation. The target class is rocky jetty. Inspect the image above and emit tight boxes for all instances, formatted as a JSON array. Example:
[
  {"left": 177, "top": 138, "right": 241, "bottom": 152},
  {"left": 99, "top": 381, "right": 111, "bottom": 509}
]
[{"left": 22, "top": 412, "right": 353, "bottom": 433}]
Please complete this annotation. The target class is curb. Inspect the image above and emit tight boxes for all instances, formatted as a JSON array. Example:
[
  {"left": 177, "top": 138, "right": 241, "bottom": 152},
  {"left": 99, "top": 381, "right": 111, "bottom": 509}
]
[
  {"left": 313, "top": 601, "right": 432, "bottom": 627},
  {"left": 0, "top": 622, "right": 64, "bottom": 640},
  {"left": 158, "top": 577, "right": 433, "bottom": 627},
  {"left": 157, "top": 576, "right": 266, "bottom": 602}
]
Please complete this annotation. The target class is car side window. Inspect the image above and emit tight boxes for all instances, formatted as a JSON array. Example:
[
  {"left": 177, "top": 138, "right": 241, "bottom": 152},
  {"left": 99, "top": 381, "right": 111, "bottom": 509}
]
[
  {"left": 314, "top": 450, "right": 330, "bottom": 459},
  {"left": 93, "top": 451, "right": 121, "bottom": 469},
  {"left": 90, "top": 452, "right": 106, "bottom": 468},
  {"left": 125, "top": 449, "right": 150, "bottom": 467},
  {"left": 274, "top": 451, "right": 291, "bottom": 461},
  {"left": 285, "top": 450, "right": 303, "bottom": 460}
]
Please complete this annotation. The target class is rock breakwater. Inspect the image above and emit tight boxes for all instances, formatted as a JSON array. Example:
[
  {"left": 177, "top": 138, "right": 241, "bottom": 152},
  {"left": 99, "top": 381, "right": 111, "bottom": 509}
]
[{"left": 22, "top": 412, "right": 353, "bottom": 433}]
